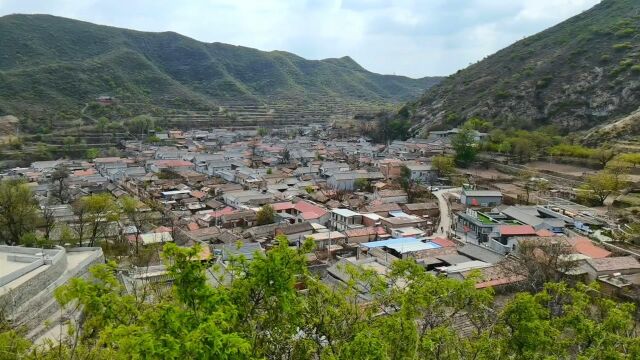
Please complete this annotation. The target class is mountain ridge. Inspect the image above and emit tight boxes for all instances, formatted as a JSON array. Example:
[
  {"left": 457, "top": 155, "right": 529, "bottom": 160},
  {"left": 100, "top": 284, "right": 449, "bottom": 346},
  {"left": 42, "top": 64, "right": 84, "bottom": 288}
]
[
  {"left": 406, "top": 0, "right": 640, "bottom": 134},
  {"left": 0, "top": 14, "right": 442, "bottom": 120}
]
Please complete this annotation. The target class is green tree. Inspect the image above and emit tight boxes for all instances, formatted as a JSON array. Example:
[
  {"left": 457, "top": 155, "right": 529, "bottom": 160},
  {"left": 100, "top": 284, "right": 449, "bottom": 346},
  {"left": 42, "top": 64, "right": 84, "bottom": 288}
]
[
  {"left": 86, "top": 148, "right": 100, "bottom": 161},
  {"left": 50, "top": 164, "right": 70, "bottom": 203},
  {"left": 126, "top": 115, "right": 154, "bottom": 136},
  {"left": 119, "top": 196, "right": 150, "bottom": 256},
  {"left": 354, "top": 177, "right": 371, "bottom": 192},
  {"left": 432, "top": 155, "right": 455, "bottom": 177},
  {"left": 3, "top": 244, "right": 640, "bottom": 359},
  {"left": 452, "top": 128, "right": 477, "bottom": 167},
  {"left": 615, "top": 153, "right": 640, "bottom": 167},
  {"left": 0, "top": 180, "right": 39, "bottom": 245},
  {"left": 578, "top": 171, "right": 627, "bottom": 206},
  {"left": 496, "top": 283, "right": 640, "bottom": 358},
  {"left": 256, "top": 204, "right": 275, "bottom": 225},
  {"left": 280, "top": 148, "right": 291, "bottom": 163},
  {"left": 462, "top": 117, "right": 493, "bottom": 132},
  {"left": 512, "top": 137, "right": 534, "bottom": 162},
  {"left": 96, "top": 116, "right": 109, "bottom": 133},
  {"left": 592, "top": 147, "right": 616, "bottom": 168},
  {"left": 227, "top": 236, "right": 313, "bottom": 358},
  {"left": 399, "top": 165, "right": 422, "bottom": 202},
  {"left": 72, "top": 193, "right": 119, "bottom": 247},
  {"left": 371, "top": 111, "right": 412, "bottom": 143},
  {"left": 62, "top": 136, "right": 75, "bottom": 156},
  {"left": 146, "top": 135, "right": 161, "bottom": 144},
  {"left": 35, "top": 143, "right": 52, "bottom": 160}
]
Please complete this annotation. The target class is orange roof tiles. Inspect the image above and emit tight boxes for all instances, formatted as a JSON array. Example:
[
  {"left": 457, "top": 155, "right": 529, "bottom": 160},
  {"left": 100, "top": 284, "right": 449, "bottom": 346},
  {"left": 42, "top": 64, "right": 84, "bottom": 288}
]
[
  {"left": 272, "top": 202, "right": 295, "bottom": 211},
  {"left": 154, "top": 160, "right": 193, "bottom": 168},
  {"left": 187, "top": 222, "right": 200, "bottom": 231},
  {"left": 499, "top": 225, "right": 536, "bottom": 236},
  {"left": 73, "top": 169, "right": 96, "bottom": 176},
  {"left": 294, "top": 201, "right": 327, "bottom": 218},
  {"left": 535, "top": 229, "right": 555, "bottom": 237},
  {"left": 190, "top": 191, "right": 206, "bottom": 199},
  {"left": 568, "top": 237, "right": 611, "bottom": 259},
  {"left": 345, "top": 226, "right": 388, "bottom": 238},
  {"left": 432, "top": 237, "right": 456, "bottom": 248}
]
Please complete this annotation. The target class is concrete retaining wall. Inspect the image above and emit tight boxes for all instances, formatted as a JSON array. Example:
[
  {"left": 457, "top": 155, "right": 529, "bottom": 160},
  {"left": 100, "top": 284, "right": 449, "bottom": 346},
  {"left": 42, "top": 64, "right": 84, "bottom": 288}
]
[
  {"left": 0, "top": 258, "right": 44, "bottom": 287},
  {"left": 0, "top": 248, "right": 67, "bottom": 314},
  {"left": 0, "top": 247, "right": 104, "bottom": 332},
  {"left": 13, "top": 248, "right": 104, "bottom": 327}
]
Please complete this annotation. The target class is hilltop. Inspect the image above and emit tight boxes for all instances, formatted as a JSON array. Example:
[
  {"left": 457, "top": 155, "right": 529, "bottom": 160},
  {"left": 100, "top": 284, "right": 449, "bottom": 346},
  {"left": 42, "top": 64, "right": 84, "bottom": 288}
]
[
  {"left": 406, "top": 0, "right": 640, "bottom": 134},
  {"left": 0, "top": 14, "right": 442, "bottom": 120}
]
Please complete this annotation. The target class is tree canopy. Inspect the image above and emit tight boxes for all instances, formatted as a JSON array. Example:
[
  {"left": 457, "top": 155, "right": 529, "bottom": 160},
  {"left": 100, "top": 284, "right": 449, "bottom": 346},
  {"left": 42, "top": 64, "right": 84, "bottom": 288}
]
[
  {"left": 256, "top": 204, "right": 276, "bottom": 225},
  {"left": 0, "top": 180, "right": 39, "bottom": 245},
  {"left": 452, "top": 128, "right": 478, "bottom": 167},
  {"left": 1, "top": 238, "right": 639, "bottom": 359}
]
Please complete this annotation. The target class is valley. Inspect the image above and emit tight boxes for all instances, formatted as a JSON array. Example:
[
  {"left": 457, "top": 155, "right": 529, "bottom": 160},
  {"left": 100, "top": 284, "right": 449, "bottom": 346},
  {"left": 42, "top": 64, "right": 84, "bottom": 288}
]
[{"left": 3, "top": 1, "right": 640, "bottom": 358}]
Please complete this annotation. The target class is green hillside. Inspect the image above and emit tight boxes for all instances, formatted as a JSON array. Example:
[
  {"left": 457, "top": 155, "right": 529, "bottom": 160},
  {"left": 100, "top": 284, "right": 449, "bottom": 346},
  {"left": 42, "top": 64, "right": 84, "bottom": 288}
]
[
  {"left": 0, "top": 14, "right": 442, "bottom": 120},
  {"left": 407, "top": 0, "right": 640, "bottom": 133}
]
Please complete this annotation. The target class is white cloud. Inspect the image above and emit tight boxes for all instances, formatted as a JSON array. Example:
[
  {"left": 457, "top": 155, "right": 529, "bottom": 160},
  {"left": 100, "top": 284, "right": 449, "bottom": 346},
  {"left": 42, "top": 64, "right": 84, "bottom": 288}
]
[{"left": 0, "top": 0, "right": 601, "bottom": 77}]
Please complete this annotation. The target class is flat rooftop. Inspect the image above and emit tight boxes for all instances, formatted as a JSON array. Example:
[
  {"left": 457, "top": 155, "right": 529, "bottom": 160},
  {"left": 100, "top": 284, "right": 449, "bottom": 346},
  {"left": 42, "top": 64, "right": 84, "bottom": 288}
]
[
  {"left": 0, "top": 247, "right": 100, "bottom": 292},
  {"left": 0, "top": 252, "right": 40, "bottom": 278}
]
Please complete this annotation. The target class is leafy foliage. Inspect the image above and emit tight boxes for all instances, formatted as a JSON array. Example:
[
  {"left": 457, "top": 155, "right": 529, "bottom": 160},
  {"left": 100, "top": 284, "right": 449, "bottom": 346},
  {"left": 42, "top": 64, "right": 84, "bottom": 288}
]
[
  {"left": 256, "top": 204, "right": 276, "bottom": 225},
  {"left": 432, "top": 155, "right": 455, "bottom": 177},
  {"left": 578, "top": 170, "right": 627, "bottom": 205},
  {"left": 1, "top": 239, "right": 640, "bottom": 359},
  {"left": 0, "top": 180, "right": 39, "bottom": 245},
  {"left": 72, "top": 193, "right": 120, "bottom": 246},
  {"left": 367, "top": 111, "right": 413, "bottom": 143},
  {"left": 452, "top": 128, "right": 478, "bottom": 167}
]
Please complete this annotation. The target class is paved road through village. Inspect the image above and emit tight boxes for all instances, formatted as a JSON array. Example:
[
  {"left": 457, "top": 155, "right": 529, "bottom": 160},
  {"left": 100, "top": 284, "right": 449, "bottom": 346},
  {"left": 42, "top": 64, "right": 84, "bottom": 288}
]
[{"left": 432, "top": 187, "right": 461, "bottom": 238}]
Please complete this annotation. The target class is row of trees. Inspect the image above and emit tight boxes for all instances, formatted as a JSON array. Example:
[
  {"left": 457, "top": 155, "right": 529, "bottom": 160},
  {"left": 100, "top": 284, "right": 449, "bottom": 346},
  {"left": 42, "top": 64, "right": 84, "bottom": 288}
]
[
  {"left": 0, "top": 179, "right": 151, "bottom": 251},
  {"left": 1, "top": 239, "right": 638, "bottom": 359}
]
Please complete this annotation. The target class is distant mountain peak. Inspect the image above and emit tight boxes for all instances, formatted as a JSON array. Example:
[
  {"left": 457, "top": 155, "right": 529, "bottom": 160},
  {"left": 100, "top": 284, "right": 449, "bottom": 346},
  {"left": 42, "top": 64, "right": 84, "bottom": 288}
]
[{"left": 0, "top": 14, "right": 443, "bottom": 119}]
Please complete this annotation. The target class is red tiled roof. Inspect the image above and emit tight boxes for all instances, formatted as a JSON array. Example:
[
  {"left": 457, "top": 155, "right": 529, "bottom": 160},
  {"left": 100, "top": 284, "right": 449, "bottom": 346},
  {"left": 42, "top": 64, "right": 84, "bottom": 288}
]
[
  {"left": 500, "top": 225, "right": 536, "bottom": 236},
  {"left": 210, "top": 206, "right": 235, "bottom": 218},
  {"left": 568, "top": 237, "right": 611, "bottom": 259},
  {"left": 187, "top": 222, "right": 200, "bottom": 231},
  {"left": 535, "top": 229, "right": 555, "bottom": 237},
  {"left": 153, "top": 226, "right": 172, "bottom": 233},
  {"left": 345, "top": 226, "right": 387, "bottom": 238},
  {"left": 294, "top": 200, "right": 327, "bottom": 217},
  {"left": 190, "top": 191, "right": 206, "bottom": 199},
  {"left": 73, "top": 169, "right": 96, "bottom": 176},
  {"left": 301, "top": 212, "right": 322, "bottom": 220},
  {"left": 272, "top": 202, "right": 295, "bottom": 211},
  {"left": 432, "top": 237, "right": 456, "bottom": 248},
  {"left": 154, "top": 160, "right": 193, "bottom": 168}
]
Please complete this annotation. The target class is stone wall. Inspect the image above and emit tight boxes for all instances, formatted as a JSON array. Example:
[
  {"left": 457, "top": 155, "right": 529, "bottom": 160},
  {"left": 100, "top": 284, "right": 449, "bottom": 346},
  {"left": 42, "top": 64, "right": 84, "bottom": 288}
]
[
  {"left": 1, "top": 247, "right": 104, "bottom": 332},
  {"left": 0, "top": 248, "right": 67, "bottom": 316}
]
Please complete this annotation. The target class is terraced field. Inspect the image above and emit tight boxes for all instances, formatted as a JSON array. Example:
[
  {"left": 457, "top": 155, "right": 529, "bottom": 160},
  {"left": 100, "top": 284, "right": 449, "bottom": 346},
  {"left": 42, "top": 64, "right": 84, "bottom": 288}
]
[{"left": 155, "top": 97, "right": 392, "bottom": 130}]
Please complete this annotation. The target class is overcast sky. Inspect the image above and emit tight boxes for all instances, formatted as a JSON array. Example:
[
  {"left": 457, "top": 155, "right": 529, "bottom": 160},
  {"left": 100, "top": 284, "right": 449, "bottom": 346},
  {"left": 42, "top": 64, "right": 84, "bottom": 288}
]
[{"left": 0, "top": 0, "right": 600, "bottom": 78}]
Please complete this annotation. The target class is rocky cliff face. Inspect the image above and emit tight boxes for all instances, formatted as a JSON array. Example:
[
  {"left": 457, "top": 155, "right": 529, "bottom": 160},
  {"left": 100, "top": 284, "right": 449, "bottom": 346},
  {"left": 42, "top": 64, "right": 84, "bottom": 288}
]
[{"left": 408, "top": 0, "right": 640, "bottom": 133}]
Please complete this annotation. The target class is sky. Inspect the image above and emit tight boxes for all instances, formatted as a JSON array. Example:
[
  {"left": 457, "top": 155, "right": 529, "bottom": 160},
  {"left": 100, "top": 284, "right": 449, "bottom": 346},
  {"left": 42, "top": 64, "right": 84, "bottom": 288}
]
[{"left": 0, "top": 0, "right": 601, "bottom": 78}]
